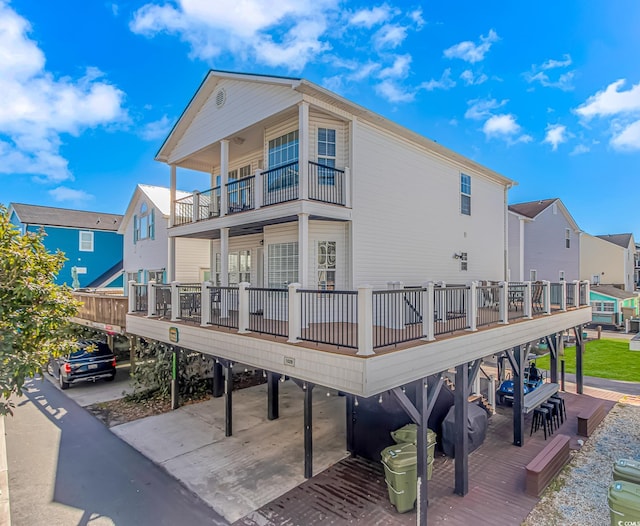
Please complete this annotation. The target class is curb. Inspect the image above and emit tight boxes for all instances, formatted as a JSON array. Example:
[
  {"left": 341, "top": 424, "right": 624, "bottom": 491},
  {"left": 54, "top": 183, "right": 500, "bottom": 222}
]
[{"left": 0, "top": 416, "right": 11, "bottom": 526}]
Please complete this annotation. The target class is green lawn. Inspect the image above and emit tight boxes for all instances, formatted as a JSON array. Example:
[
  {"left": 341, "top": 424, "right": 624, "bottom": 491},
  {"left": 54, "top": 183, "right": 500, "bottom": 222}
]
[{"left": 534, "top": 339, "right": 639, "bottom": 382}]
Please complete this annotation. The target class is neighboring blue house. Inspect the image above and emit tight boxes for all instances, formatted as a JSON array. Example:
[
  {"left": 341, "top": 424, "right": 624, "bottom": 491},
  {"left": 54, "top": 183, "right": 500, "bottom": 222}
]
[{"left": 9, "top": 203, "right": 124, "bottom": 289}]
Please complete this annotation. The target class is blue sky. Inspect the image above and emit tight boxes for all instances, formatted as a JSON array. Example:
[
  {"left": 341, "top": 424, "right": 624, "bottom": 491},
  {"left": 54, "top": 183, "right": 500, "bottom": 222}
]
[{"left": 1, "top": 0, "right": 639, "bottom": 238}]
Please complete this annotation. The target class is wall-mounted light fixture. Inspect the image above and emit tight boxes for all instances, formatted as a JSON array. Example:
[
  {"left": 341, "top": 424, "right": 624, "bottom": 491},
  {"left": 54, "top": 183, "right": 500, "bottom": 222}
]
[{"left": 453, "top": 252, "right": 464, "bottom": 260}]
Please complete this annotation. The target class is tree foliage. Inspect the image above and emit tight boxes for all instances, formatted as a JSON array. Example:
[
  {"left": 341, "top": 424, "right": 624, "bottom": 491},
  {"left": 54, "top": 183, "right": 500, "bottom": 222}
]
[{"left": 0, "top": 205, "right": 79, "bottom": 415}]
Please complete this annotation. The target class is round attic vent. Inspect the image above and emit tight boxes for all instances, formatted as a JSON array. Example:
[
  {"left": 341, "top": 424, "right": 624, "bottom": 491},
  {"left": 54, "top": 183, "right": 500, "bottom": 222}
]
[{"left": 215, "top": 88, "right": 226, "bottom": 108}]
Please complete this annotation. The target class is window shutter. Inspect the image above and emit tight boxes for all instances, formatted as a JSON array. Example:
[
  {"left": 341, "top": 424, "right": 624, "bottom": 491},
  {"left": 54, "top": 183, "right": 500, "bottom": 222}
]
[
  {"left": 150, "top": 208, "right": 155, "bottom": 240},
  {"left": 133, "top": 215, "right": 138, "bottom": 244}
]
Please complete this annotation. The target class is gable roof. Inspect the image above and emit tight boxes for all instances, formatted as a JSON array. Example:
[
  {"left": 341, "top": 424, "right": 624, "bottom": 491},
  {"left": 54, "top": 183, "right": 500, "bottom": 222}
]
[
  {"left": 508, "top": 198, "right": 581, "bottom": 231},
  {"left": 10, "top": 203, "right": 122, "bottom": 231},
  {"left": 596, "top": 233, "right": 633, "bottom": 249},
  {"left": 591, "top": 285, "right": 638, "bottom": 301},
  {"left": 119, "top": 184, "right": 191, "bottom": 233},
  {"left": 156, "top": 70, "right": 516, "bottom": 189}
]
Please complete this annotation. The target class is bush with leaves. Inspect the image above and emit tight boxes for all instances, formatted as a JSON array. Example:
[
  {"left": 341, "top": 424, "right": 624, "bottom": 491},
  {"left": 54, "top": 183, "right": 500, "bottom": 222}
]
[{"left": 0, "top": 205, "right": 79, "bottom": 415}]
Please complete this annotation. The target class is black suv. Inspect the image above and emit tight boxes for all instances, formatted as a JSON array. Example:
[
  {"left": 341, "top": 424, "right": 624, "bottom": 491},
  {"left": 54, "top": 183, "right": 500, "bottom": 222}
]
[{"left": 47, "top": 340, "right": 117, "bottom": 390}]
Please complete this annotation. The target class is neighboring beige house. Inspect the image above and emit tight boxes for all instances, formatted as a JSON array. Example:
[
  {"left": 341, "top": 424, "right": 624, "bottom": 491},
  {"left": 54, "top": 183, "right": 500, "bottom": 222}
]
[
  {"left": 119, "top": 184, "right": 211, "bottom": 287},
  {"left": 580, "top": 232, "right": 636, "bottom": 292}
]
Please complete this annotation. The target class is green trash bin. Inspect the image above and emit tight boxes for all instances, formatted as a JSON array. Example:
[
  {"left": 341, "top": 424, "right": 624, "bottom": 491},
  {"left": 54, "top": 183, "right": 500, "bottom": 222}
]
[
  {"left": 608, "top": 481, "right": 640, "bottom": 525},
  {"left": 381, "top": 443, "right": 417, "bottom": 513},
  {"left": 613, "top": 459, "right": 640, "bottom": 485},
  {"left": 391, "top": 423, "right": 437, "bottom": 466}
]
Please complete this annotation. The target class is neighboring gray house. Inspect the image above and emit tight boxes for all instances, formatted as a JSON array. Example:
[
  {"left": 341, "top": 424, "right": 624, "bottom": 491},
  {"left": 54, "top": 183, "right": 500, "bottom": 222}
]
[
  {"left": 580, "top": 232, "right": 636, "bottom": 292},
  {"left": 508, "top": 198, "right": 581, "bottom": 282}
]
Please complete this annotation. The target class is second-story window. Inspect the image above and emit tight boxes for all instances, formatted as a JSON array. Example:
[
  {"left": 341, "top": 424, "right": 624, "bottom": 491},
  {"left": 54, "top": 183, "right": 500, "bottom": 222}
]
[
  {"left": 268, "top": 131, "right": 299, "bottom": 192},
  {"left": 79, "top": 231, "right": 94, "bottom": 252},
  {"left": 565, "top": 228, "right": 571, "bottom": 248},
  {"left": 317, "top": 128, "right": 336, "bottom": 185},
  {"left": 134, "top": 202, "right": 154, "bottom": 242},
  {"left": 460, "top": 174, "right": 471, "bottom": 215}
]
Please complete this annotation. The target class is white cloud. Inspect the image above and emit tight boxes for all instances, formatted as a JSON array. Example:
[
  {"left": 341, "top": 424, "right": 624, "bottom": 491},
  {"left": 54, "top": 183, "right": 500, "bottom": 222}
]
[
  {"left": 525, "top": 54, "right": 574, "bottom": 90},
  {"left": 140, "top": 115, "right": 173, "bottom": 141},
  {"left": 110, "top": 3, "right": 119, "bottom": 17},
  {"left": 375, "top": 79, "right": 415, "bottom": 103},
  {"left": 443, "top": 29, "right": 499, "bottom": 63},
  {"left": 611, "top": 120, "right": 640, "bottom": 151},
  {"left": 379, "top": 54, "right": 411, "bottom": 79},
  {"left": 575, "top": 79, "right": 640, "bottom": 119},
  {"left": 543, "top": 124, "right": 568, "bottom": 151},
  {"left": 540, "top": 54, "right": 572, "bottom": 70},
  {"left": 420, "top": 68, "right": 455, "bottom": 91},
  {"left": 460, "top": 69, "right": 488, "bottom": 86},
  {"left": 483, "top": 114, "right": 532, "bottom": 143},
  {"left": 49, "top": 186, "right": 95, "bottom": 203},
  {"left": 373, "top": 24, "right": 407, "bottom": 49},
  {"left": 349, "top": 5, "right": 393, "bottom": 28},
  {"left": 409, "top": 8, "right": 425, "bottom": 28},
  {"left": 570, "top": 144, "right": 590, "bottom": 155},
  {"left": 465, "top": 98, "right": 507, "bottom": 120},
  {"left": 0, "top": 2, "right": 126, "bottom": 183}
]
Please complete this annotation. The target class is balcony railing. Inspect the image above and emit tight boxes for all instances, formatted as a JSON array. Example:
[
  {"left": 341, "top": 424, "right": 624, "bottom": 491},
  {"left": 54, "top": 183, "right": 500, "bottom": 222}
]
[
  {"left": 308, "top": 161, "right": 345, "bottom": 205},
  {"left": 227, "top": 177, "right": 255, "bottom": 214},
  {"left": 263, "top": 161, "right": 299, "bottom": 206},
  {"left": 128, "top": 280, "right": 591, "bottom": 356}
]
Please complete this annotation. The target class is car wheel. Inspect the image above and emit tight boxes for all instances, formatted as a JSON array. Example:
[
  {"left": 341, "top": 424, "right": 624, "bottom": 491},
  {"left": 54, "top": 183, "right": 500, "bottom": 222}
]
[
  {"left": 59, "top": 375, "right": 70, "bottom": 390},
  {"left": 497, "top": 394, "right": 504, "bottom": 405},
  {"left": 46, "top": 360, "right": 55, "bottom": 377}
]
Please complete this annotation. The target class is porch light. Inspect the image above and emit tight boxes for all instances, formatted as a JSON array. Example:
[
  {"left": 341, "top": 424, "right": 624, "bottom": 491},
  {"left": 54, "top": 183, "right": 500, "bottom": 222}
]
[
  {"left": 354, "top": 397, "right": 359, "bottom": 407},
  {"left": 378, "top": 394, "right": 383, "bottom": 404}
]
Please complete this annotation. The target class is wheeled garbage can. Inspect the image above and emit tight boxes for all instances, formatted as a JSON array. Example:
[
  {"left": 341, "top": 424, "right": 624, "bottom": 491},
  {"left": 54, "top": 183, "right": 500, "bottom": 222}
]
[
  {"left": 613, "top": 459, "right": 640, "bottom": 485},
  {"left": 608, "top": 480, "right": 640, "bottom": 525},
  {"left": 381, "top": 443, "right": 417, "bottom": 513},
  {"left": 390, "top": 423, "right": 437, "bottom": 479}
]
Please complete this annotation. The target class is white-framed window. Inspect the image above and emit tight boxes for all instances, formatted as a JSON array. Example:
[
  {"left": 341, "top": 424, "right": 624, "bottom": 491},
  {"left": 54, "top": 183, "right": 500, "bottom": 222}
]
[
  {"left": 565, "top": 228, "right": 571, "bottom": 249},
  {"left": 460, "top": 252, "right": 468, "bottom": 271},
  {"left": 317, "top": 241, "right": 337, "bottom": 289},
  {"left": 214, "top": 251, "right": 251, "bottom": 286},
  {"left": 317, "top": 128, "right": 336, "bottom": 185},
  {"left": 268, "top": 242, "right": 298, "bottom": 289},
  {"left": 460, "top": 174, "right": 471, "bottom": 215},
  {"left": 126, "top": 271, "right": 138, "bottom": 283},
  {"left": 559, "top": 270, "right": 565, "bottom": 281},
  {"left": 591, "top": 301, "right": 615, "bottom": 313},
  {"left": 148, "top": 270, "right": 165, "bottom": 283},
  {"left": 267, "top": 131, "right": 299, "bottom": 192},
  {"left": 530, "top": 269, "right": 537, "bottom": 281},
  {"left": 79, "top": 231, "right": 94, "bottom": 252},
  {"left": 592, "top": 274, "right": 601, "bottom": 285},
  {"left": 134, "top": 202, "right": 154, "bottom": 242}
]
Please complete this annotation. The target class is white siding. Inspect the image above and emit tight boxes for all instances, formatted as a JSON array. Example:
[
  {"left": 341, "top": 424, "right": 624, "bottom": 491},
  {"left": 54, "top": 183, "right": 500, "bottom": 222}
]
[
  {"left": 581, "top": 234, "right": 626, "bottom": 286},
  {"left": 175, "top": 238, "right": 211, "bottom": 282},
  {"left": 309, "top": 111, "right": 349, "bottom": 168},
  {"left": 170, "top": 79, "right": 301, "bottom": 164},
  {"left": 507, "top": 212, "right": 522, "bottom": 282},
  {"left": 351, "top": 121, "right": 506, "bottom": 287},
  {"left": 123, "top": 195, "right": 169, "bottom": 277},
  {"left": 308, "top": 221, "right": 349, "bottom": 289}
]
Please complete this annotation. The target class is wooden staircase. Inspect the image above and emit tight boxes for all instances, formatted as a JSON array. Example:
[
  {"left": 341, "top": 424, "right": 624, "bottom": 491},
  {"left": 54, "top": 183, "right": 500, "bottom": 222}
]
[{"left": 443, "top": 376, "right": 494, "bottom": 415}]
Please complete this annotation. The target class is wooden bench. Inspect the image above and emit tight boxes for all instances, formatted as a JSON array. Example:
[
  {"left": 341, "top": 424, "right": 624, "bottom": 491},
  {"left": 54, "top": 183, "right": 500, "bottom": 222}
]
[
  {"left": 577, "top": 400, "right": 606, "bottom": 437},
  {"left": 525, "top": 434, "right": 571, "bottom": 496}
]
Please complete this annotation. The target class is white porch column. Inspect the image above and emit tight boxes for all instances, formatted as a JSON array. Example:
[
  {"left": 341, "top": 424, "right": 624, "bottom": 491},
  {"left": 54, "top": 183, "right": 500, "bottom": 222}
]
[
  {"left": 499, "top": 281, "right": 509, "bottom": 324},
  {"left": 583, "top": 280, "right": 591, "bottom": 306},
  {"left": 238, "top": 282, "right": 250, "bottom": 333},
  {"left": 254, "top": 169, "right": 263, "bottom": 210},
  {"left": 127, "top": 280, "right": 136, "bottom": 313},
  {"left": 560, "top": 281, "right": 567, "bottom": 311},
  {"left": 220, "top": 140, "right": 229, "bottom": 217},
  {"left": 357, "top": 284, "right": 374, "bottom": 356},
  {"left": 298, "top": 213, "right": 309, "bottom": 288},
  {"left": 287, "top": 283, "right": 301, "bottom": 343},
  {"left": 518, "top": 218, "right": 525, "bottom": 282},
  {"left": 209, "top": 240, "right": 215, "bottom": 285},
  {"left": 422, "top": 281, "right": 435, "bottom": 341},
  {"left": 298, "top": 101, "right": 309, "bottom": 201},
  {"left": 220, "top": 227, "right": 229, "bottom": 287},
  {"left": 170, "top": 281, "right": 180, "bottom": 322},
  {"left": 524, "top": 281, "right": 533, "bottom": 319},
  {"left": 572, "top": 280, "right": 580, "bottom": 308},
  {"left": 147, "top": 280, "right": 156, "bottom": 317},
  {"left": 343, "top": 167, "right": 351, "bottom": 208},
  {"left": 169, "top": 164, "right": 176, "bottom": 228},
  {"left": 201, "top": 281, "right": 211, "bottom": 327},
  {"left": 167, "top": 237, "right": 176, "bottom": 282},
  {"left": 467, "top": 281, "right": 478, "bottom": 331},
  {"left": 543, "top": 280, "right": 551, "bottom": 315}
]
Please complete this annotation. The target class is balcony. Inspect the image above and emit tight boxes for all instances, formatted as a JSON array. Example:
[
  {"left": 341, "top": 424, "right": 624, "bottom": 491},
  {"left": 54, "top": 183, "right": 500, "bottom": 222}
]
[
  {"left": 71, "top": 291, "right": 128, "bottom": 334},
  {"left": 173, "top": 161, "right": 347, "bottom": 227},
  {"left": 128, "top": 280, "right": 591, "bottom": 356}
]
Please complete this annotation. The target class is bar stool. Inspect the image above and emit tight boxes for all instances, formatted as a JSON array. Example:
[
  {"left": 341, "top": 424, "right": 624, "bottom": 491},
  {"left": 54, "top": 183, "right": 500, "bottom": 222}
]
[
  {"left": 531, "top": 407, "right": 551, "bottom": 440},
  {"left": 540, "top": 402, "right": 557, "bottom": 434},
  {"left": 546, "top": 397, "right": 564, "bottom": 425},
  {"left": 550, "top": 394, "right": 567, "bottom": 422}
]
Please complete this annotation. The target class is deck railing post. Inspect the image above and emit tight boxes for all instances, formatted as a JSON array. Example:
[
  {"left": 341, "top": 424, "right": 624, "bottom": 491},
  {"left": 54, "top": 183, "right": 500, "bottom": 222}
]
[
  {"left": 499, "top": 281, "right": 508, "bottom": 324},
  {"left": 287, "top": 283, "right": 301, "bottom": 343},
  {"left": 127, "top": 280, "right": 136, "bottom": 313},
  {"left": 170, "top": 281, "right": 180, "bottom": 322},
  {"left": 582, "top": 280, "right": 590, "bottom": 306},
  {"left": 467, "top": 281, "right": 478, "bottom": 331},
  {"left": 560, "top": 281, "right": 567, "bottom": 311},
  {"left": 192, "top": 190, "right": 199, "bottom": 223},
  {"left": 357, "top": 285, "right": 374, "bottom": 356},
  {"left": 524, "top": 281, "right": 532, "bottom": 319},
  {"left": 238, "top": 282, "right": 250, "bottom": 333},
  {"left": 254, "top": 170, "right": 263, "bottom": 210},
  {"left": 423, "top": 282, "right": 435, "bottom": 341},
  {"left": 200, "top": 281, "right": 211, "bottom": 327},
  {"left": 572, "top": 280, "right": 580, "bottom": 308},
  {"left": 147, "top": 280, "right": 156, "bottom": 317},
  {"left": 543, "top": 280, "right": 551, "bottom": 315}
]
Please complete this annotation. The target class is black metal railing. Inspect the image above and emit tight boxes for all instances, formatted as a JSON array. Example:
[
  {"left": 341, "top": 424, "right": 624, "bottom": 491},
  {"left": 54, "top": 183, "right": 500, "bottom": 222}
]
[
  {"left": 308, "top": 161, "right": 345, "bottom": 205},
  {"left": 154, "top": 284, "right": 172, "bottom": 318},
  {"left": 248, "top": 288, "right": 288, "bottom": 336},
  {"left": 299, "top": 289, "right": 357, "bottom": 348},
  {"left": 434, "top": 285, "right": 470, "bottom": 335},
  {"left": 372, "top": 288, "right": 425, "bottom": 349},
  {"left": 133, "top": 284, "right": 148, "bottom": 312},
  {"left": 178, "top": 283, "right": 201, "bottom": 324},
  {"left": 227, "top": 177, "right": 255, "bottom": 214},
  {"left": 508, "top": 282, "right": 526, "bottom": 320},
  {"left": 566, "top": 282, "right": 576, "bottom": 308},
  {"left": 209, "top": 286, "right": 239, "bottom": 328},
  {"left": 531, "top": 282, "right": 546, "bottom": 316},
  {"left": 550, "top": 283, "right": 563, "bottom": 310},
  {"left": 174, "top": 195, "right": 194, "bottom": 226},
  {"left": 199, "top": 187, "right": 221, "bottom": 220},
  {"left": 476, "top": 284, "right": 501, "bottom": 327},
  {"left": 263, "top": 162, "right": 299, "bottom": 205}
]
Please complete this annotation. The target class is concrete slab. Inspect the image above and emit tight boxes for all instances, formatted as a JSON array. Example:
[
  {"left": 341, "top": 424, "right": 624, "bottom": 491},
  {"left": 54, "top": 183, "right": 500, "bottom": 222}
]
[
  {"left": 112, "top": 380, "right": 348, "bottom": 523},
  {"left": 43, "top": 363, "right": 133, "bottom": 407}
]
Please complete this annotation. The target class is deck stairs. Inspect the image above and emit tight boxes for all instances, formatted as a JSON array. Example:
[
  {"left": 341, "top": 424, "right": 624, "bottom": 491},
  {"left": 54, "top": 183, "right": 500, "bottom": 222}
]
[{"left": 443, "top": 374, "right": 494, "bottom": 416}]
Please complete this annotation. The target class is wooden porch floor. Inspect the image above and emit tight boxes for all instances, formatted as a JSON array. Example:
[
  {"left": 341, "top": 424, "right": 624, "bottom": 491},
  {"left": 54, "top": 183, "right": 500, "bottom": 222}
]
[{"left": 234, "top": 388, "right": 619, "bottom": 526}]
